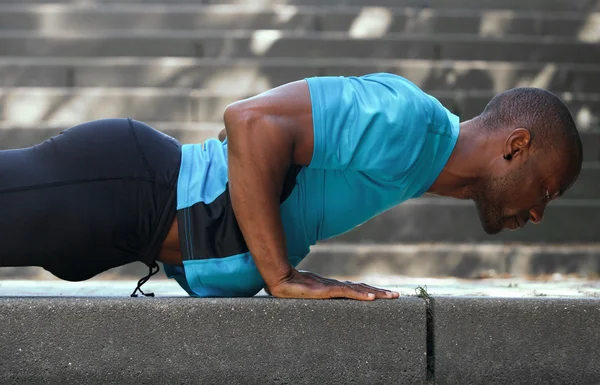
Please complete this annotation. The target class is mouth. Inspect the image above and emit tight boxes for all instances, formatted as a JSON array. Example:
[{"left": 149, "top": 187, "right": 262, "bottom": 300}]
[
  {"left": 505, "top": 217, "right": 517, "bottom": 231},
  {"left": 520, "top": 217, "right": 529, "bottom": 229},
  {"left": 513, "top": 216, "right": 529, "bottom": 230},
  {"left": 506, "top": 216, "right": 524, "bottom": 231}
]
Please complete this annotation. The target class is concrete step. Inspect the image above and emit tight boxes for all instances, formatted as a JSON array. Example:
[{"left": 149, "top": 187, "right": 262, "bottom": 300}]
[
  {"left": 301, "top": 244, "right": 600, "bottom": 279},
  {"left": 0, "top": 87, "right": 240, "bottom": 123},
  {"left": 571, "top": 165, "right": 600, "bottom": 199},
  {"left": 0, "top": 5, "right": 594, "bottom": 39},
  {"left": 0, "top": 33, "right": 598, "bottom": 64},
  {"left": 3, "top": 243, "right": 600, "bottom": 280},
  {"left": 0, "top": 288, "right": 598, "bottom": 385},
  {"left": 1, "top": 58, "right": 600, "bottom": 95},
  {"left": 433, "top": 297, "right": 600, "bottom": 385},
  {"left": 0, "top": 0, "right": 595, "bottom": 13},
  {"left": 0, "top": 296, "right": 426, "bottom": 385},
  {"left": 333, "top": 198, "right": 600, "bottom": 244},
  {"left": 0, "top": 87, "right": 599, "bottom": 128}
]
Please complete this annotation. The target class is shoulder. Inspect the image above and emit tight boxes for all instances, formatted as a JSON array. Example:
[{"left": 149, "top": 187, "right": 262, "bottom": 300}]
[
  {"left": 306, "top": 73, "right": 436, "bottom": 118},
  {"left": 306, "top": 72, "right": 430, "bottom": 98}
]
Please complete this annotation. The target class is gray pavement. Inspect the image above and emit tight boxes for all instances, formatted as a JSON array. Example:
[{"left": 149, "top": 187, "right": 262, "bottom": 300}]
[
  {"left": 434, "top": 297, "right": 600, "bottom": 385},
  {"left": 0, "top": 295, "right": 426, "bottom": 385},
  {"left": 0, "top": 278, "right": 599, "bottom": 384},
  {"left": 0, "top": 0, "right": 595, "bottom": 12}
]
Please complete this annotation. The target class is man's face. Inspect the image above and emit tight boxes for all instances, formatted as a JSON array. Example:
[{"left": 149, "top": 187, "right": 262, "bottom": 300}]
[{"left": 473, "top": 155, "right": 573, "bottom": 235}]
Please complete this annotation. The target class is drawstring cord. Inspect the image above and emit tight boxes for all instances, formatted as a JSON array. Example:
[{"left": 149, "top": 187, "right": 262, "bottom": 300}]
[{"left": 130, "top": 262, "right": 160, "bottom": 297}]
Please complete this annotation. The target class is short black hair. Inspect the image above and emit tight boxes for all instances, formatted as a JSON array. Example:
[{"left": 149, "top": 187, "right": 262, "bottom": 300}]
[{"left": 478, "top": 87, "right": 583, "bottom": 168}]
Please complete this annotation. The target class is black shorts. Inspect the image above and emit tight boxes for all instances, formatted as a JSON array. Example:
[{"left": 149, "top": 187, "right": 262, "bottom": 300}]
[{"left": 0, "top": 118, "right": 181, "bottom": 281}]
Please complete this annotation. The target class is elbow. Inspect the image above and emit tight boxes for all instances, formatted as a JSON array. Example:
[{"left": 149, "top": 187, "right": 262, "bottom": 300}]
[{"left": 223, "top": 101, "right": 255, "bottom": 137}]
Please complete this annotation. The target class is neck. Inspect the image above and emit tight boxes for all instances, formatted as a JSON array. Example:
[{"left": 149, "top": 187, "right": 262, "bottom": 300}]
[{"left": 426, "top": 118, "right": 491, "bottom": 200}]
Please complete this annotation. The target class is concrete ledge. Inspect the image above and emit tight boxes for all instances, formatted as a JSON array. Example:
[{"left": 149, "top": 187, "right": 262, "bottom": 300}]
[
  {"left": 334, "top": 198, "right": 600, "bottom": 243},
  {"left": 433, "top": 297, "right": 600, "bottom": 385},
  {"left": 0, "top": 6, "right": 590, "bottom": 39},
  {"left": 3, "top": 59, "right": 600, "bottom": 94},
  {"left": 1, "top": 282, "right": 599, "bottom": 385},
  {"left": 1, "top": 34, "right": 598, "bottom": 64},
  {"left": 301, "top": 244, "right": 600, "bottom": 278},
  {"left": 0, "top": 0, "right": 594, "bottom": 12},
  {"left": 0, "top": 297, "right": 426, "bottom": 385}
]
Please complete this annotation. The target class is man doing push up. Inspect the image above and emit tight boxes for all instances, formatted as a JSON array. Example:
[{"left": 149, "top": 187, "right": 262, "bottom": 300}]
[{"left": 0, "top": 73, "right": 582, "bottom": 300}]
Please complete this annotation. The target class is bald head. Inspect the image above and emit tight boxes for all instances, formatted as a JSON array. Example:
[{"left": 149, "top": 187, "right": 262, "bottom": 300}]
[{"left": 477, "top": 87, "right": 582, "bottom": 170}]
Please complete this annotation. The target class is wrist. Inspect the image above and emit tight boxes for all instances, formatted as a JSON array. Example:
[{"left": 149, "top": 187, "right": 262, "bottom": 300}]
[{"left": 264, "top": 265, "right": 295, "bottom": 289}]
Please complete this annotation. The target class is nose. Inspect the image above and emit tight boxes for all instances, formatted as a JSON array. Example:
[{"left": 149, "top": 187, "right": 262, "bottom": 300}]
[{"left": 529, "top": 205, "right": 546, "bottom": 224}]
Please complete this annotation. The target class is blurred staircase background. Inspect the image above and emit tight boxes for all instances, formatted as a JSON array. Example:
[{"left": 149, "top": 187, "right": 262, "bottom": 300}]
[{"left": 0, "top": 0, "right": 599, "bottom": 280}]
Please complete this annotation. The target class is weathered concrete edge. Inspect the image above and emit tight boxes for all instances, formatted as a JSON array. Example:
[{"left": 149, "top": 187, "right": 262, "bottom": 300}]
[
  {"left": 1, "top": 294, "right": 599, "bottom": 384},
  {"left": 430, "top": 296, "right": 600, "bottom": 385},
  {"left": 0, "top": 297, "right": 426, "bottom": 385}
]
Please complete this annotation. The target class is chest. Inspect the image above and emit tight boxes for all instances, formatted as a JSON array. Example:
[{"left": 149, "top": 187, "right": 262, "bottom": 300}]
[{"left": 302, "top": 169, "right": 415, "bottom": 240}]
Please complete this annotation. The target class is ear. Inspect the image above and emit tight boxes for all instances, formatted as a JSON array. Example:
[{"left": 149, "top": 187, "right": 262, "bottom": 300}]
[{"left": 503, "top": 128, "right": 531, "bottom": 162}]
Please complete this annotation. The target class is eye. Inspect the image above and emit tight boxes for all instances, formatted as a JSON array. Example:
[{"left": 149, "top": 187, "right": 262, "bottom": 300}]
[{"left": 544, "top": 189, "right": 552, "bottom": 201}]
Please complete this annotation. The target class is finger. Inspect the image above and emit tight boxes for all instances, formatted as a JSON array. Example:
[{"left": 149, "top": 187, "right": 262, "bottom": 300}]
[
  {"left": 349, "top": 281, "right": 388, "bottom": 292},
  {"left": 324, "top": 285, "right": 375, "bottom": 301},
  {"left": 320, "top": 279, "right": 389, "bottom": 299},
  {"left": 339, "top": 280, "right": 393, "bottom": 297},
  {"left": 353, "top": 284, "right": 395, "bottom": 299},
  {"left": 355, "top": 283, "right": 400, "bottom": 298}
]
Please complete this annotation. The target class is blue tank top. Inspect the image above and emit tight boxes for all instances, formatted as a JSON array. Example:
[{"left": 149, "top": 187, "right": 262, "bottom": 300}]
[{"left": 165, "top": 73, "right": 460, "bottom": 297}]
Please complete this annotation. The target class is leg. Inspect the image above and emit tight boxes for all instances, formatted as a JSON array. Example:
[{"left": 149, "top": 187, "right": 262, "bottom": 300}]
[{"left": 0, "top": 119, "right": 181, "bottom": 281}]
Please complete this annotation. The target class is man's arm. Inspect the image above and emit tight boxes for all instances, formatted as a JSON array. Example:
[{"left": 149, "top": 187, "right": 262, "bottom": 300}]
[{"left": 225, "top": 80, "right": 398, "bottom": 300}]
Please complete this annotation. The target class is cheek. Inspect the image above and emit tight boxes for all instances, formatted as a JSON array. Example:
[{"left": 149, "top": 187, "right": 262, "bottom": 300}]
[{"left": 504, "top": 176, "right": 538, "bottom": 213}]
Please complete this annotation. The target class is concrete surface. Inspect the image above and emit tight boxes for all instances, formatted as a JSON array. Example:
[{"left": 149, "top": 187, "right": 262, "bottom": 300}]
[
  {"left": 335, "top": 198, "right": 600, "bottom": 243},
  {"left": 433, "top": 297, "right": 600, "bottom": 385},
  {"left": 0, "top": 6, "right": 592, "bottom": 38},
  {"left": 301, "top": 243, "right": 600, "bottom": 278},
  {"left": 0, "top": 296, "right": 426, "bottom": 385},
  {"left": 0, "top": 0, "right": 596, "bottom": 12},
  {"left": 2, "top": 58, "right": 600, "bottom": 95},
  {"left": 2, "top": 34, "right": 599, "bottom": 64},
  {"left": 0, "top": 280, "right": 599, "bottom": 385}
]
